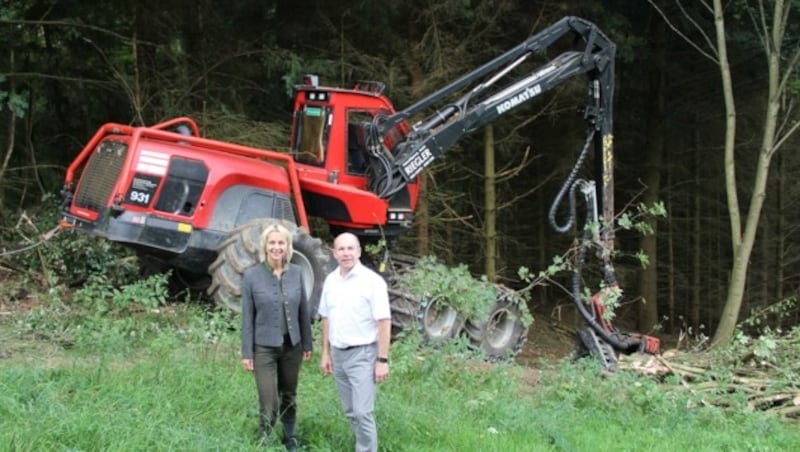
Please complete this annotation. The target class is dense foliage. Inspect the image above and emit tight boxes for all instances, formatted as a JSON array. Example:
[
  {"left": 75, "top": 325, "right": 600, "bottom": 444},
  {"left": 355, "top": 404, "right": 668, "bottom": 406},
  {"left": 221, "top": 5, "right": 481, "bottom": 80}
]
[{"left": 1, "top": 1, "right": 799, "bottom": 338}]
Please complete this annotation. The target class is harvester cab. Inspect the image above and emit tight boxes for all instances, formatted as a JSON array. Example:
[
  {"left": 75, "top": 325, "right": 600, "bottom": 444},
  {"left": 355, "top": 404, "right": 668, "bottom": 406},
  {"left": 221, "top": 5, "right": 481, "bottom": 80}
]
[{"left": 287, "top": 75, "right": 420, "bottom": 239}]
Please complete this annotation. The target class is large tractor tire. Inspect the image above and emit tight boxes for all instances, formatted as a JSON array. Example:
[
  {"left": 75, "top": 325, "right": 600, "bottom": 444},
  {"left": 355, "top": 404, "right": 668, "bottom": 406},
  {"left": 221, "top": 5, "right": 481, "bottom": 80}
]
[
  {"left": 416, "top": 296, "right": 464, "bottom": 345},
  {"left": 387, "top": 288, "right": 418, "bottom": 339},
  {"left": 481, "top": 296, "right": 529, "bottom": 360},
  {"left": 207, "top": 218, "right": 332, "bottom": 315},
  {"left": 384, "top": 254, "right": 422, "bottom": 339},
  {"left": 464, "top": 288, "right": 529, "bottom": 361}
]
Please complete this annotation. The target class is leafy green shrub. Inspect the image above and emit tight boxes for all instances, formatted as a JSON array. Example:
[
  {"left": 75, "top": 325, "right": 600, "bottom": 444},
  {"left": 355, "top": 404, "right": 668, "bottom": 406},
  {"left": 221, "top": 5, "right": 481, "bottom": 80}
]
[
  {"left": 72, "top": 271, "right": 169, "bottom": 316},
  {"left": 14, "top": 289, "right": 76, "bottom": 346},
  {"left": 179, "top": 305, "right": 239, "bottom": 345},
  {"left": 0, "top": 196, "right": 138, "bottom": 288},
  {"left": 35, "top": 230, "right": 138, "bottom": 288},
  {"left": 13, "top": 266, "right": 240, "bottom": 357},
  {"left": 399, "top": 255, "right": 499, "bottom": 321},
  {"left": 14, "top": 272, "right": 175, "bottom": 352}
]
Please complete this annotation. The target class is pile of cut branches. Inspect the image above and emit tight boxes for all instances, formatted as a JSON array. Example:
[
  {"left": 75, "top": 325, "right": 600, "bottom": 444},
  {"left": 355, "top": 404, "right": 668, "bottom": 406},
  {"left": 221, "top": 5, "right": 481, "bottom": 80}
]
[{"left": 619, "top": 327, "right": 800, "bottom": 423}]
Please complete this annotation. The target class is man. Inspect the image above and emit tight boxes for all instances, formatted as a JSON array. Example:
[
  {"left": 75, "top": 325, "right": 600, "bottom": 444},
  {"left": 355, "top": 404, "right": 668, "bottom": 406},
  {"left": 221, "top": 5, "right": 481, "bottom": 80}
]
[{"left": 319, "top": 232, "right": 391, "bottom": 452}]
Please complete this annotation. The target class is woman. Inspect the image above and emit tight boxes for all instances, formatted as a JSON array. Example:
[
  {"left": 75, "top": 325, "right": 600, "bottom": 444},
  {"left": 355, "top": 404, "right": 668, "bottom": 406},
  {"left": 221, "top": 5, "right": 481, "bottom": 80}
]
[{"left": 240, "top": 223, "right": 312, "bottom": 450}]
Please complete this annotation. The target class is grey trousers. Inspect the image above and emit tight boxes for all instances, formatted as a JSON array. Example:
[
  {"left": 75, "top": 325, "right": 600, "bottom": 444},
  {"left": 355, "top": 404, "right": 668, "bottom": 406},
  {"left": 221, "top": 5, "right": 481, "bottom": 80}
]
[
  {"left": 332, "top": 344, "right": 378, "bottom": 452},
  {"left": 253, "top": 340, "right": 303, "bottom": 434}
]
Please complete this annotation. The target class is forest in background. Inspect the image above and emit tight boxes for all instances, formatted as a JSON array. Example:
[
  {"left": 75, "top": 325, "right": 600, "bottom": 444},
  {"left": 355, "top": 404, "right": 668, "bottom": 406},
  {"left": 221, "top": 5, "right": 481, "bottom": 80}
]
[{"left": 1, "top": 0, "right": 799, "bottom": 343}]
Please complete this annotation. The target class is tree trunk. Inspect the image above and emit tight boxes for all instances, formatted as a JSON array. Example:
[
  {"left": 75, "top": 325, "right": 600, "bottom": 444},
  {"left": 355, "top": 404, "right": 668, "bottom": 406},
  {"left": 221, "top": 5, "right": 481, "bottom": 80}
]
[
  {"left": 712, "top": 0, "right": 791, "bottom": 346},
  {"left": 776, "top": 153, "right": 785, "bottom": 312},
  {"left": 416, "top": 173, "right": 430, "bottom": 256},
  {"left": 408, "top": 19, "right": 429, "bottom": 256},
  {"left": 666, "top": 167, "right": 675, "bottom": 334},
  {"left": 637, "top": 17, "right": 666, "bottom": 333},
  {"left": 0, "top": 48, "right": 16, "bottom": 209},
  {"left": 759, "top": 206, "right": 771, "bottom": 312},
  {"left": 709, "top": 0, "right": 740, "bottom": 345},
  {"left": 484, "top": 125, "right": 496, "bottom": 280},
  {"left": 690, "top": 118, "right": 701, "bottom": 331}
]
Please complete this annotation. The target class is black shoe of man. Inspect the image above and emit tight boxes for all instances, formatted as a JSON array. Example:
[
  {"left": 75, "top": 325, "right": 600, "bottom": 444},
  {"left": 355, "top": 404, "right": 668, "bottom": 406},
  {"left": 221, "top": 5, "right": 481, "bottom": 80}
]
[{"left": 283, "top": 436, "right": 298, "bottom": 452}]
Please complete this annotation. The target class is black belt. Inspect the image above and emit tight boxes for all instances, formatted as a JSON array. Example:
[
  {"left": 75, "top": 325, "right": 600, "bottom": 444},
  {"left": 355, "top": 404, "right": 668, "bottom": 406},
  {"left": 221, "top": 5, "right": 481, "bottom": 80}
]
[{"left": 336, "top": 342, "right": 374, "bottom": 351}]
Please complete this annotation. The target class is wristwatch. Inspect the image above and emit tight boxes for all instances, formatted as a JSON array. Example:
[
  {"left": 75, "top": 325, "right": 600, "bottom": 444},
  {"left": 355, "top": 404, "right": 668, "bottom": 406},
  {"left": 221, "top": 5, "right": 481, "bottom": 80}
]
[{"left": 377, "top": 357, "right": 389, "bottom": 364}]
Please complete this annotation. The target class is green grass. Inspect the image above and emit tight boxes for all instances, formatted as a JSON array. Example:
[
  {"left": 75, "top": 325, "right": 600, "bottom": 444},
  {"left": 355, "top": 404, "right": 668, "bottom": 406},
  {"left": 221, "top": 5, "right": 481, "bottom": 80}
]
[{"left": 1, "top": 302, "right": 798, "bottom": 452}]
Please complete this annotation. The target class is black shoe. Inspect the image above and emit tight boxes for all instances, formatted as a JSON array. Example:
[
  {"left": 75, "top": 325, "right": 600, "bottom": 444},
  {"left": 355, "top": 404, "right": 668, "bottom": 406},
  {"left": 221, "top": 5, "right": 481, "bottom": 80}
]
[
  {"left": 283, "top": 436, "right": 298, "bottom": 451},
  {"left": 257, "top": 426, "right": 276, "bottom": 447}
]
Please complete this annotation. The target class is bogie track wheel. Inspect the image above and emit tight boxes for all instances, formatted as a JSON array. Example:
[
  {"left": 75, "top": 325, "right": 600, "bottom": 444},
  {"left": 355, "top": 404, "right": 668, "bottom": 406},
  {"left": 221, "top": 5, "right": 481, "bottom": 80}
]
[
  {"left": 387, "top": 288, "right": 418, "bottom": 339},
  {"left": 478, "top": 294, "right": 529, "bottom": 361},
  {"left": 416, "top": 295, "right": 464, "bottom": 345}
]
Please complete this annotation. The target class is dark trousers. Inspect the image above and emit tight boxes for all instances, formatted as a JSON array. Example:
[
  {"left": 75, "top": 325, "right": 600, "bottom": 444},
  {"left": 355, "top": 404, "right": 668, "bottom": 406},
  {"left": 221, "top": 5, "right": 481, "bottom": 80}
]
[{"left": 253, "top": 339, "right": 303, "bottom": 433}]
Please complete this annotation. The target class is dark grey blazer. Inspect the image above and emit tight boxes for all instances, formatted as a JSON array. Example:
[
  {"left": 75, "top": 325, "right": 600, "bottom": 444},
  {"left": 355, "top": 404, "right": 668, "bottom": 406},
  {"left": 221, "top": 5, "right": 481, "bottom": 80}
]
[{"left": 240, "top": 262, "right": 312, "bottom": 359}]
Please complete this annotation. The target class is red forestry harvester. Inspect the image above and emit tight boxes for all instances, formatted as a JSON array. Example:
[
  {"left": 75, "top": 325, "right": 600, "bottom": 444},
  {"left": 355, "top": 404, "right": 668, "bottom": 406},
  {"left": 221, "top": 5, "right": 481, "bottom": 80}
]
[{"left": 60, "top": 16, "right": 659, "bottom": 367}]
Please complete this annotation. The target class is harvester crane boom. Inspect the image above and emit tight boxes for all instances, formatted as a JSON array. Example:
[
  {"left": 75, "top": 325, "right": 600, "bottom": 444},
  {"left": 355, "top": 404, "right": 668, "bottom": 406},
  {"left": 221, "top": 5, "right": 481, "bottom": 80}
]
[{"left": 366, "top": 16, "right": 615, "bottom": 232}]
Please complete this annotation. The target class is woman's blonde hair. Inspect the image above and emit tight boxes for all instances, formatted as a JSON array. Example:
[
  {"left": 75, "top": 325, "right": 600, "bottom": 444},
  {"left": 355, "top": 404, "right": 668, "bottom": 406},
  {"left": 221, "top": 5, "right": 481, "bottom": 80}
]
[{"left": 258, "top": 223, "right": 294, "bottom": 266}]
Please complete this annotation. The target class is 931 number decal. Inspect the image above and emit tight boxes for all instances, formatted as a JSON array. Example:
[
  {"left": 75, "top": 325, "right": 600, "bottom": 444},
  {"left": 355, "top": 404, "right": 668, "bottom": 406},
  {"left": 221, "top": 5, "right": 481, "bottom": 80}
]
[
  {"left": 126, "top": 174, "right": 162, "bottom": 207},
  {"left": 129, "top": 190, "right": 151, "bottom": 205}
]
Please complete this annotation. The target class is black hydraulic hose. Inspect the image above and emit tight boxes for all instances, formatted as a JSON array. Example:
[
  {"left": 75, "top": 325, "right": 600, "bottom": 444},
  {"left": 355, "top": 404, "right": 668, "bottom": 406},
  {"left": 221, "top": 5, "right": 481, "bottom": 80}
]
[
  {"left": 546, "top": 130, "right": 641, "bottom": 351},
  {"left": 570, "top": 212, "right": 642, "bottom": 351},
  {"left": 374, "top": 165, "right": 406, "bottom": 199},
  {"left": 372, "top": 155, "right": 396, "bottom": 198},
  {"left": 548, "top": 129, "right": 594, "bottom": 233},
  {"left": 570, "top": 204, "right": 600, "bottom": 325},
  {"left": 365, "top": 116, "right": 399, "bottom": 198}
]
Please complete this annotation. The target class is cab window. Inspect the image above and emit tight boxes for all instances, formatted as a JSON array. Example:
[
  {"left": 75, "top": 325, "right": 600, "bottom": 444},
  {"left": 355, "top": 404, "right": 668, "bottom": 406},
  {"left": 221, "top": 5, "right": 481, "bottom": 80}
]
[
  {"left": 346, "top": 111, "right": 374, "bottom": 174},
  {"left": 293, "top": 105, "right": 330, "bottom": 166}
]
